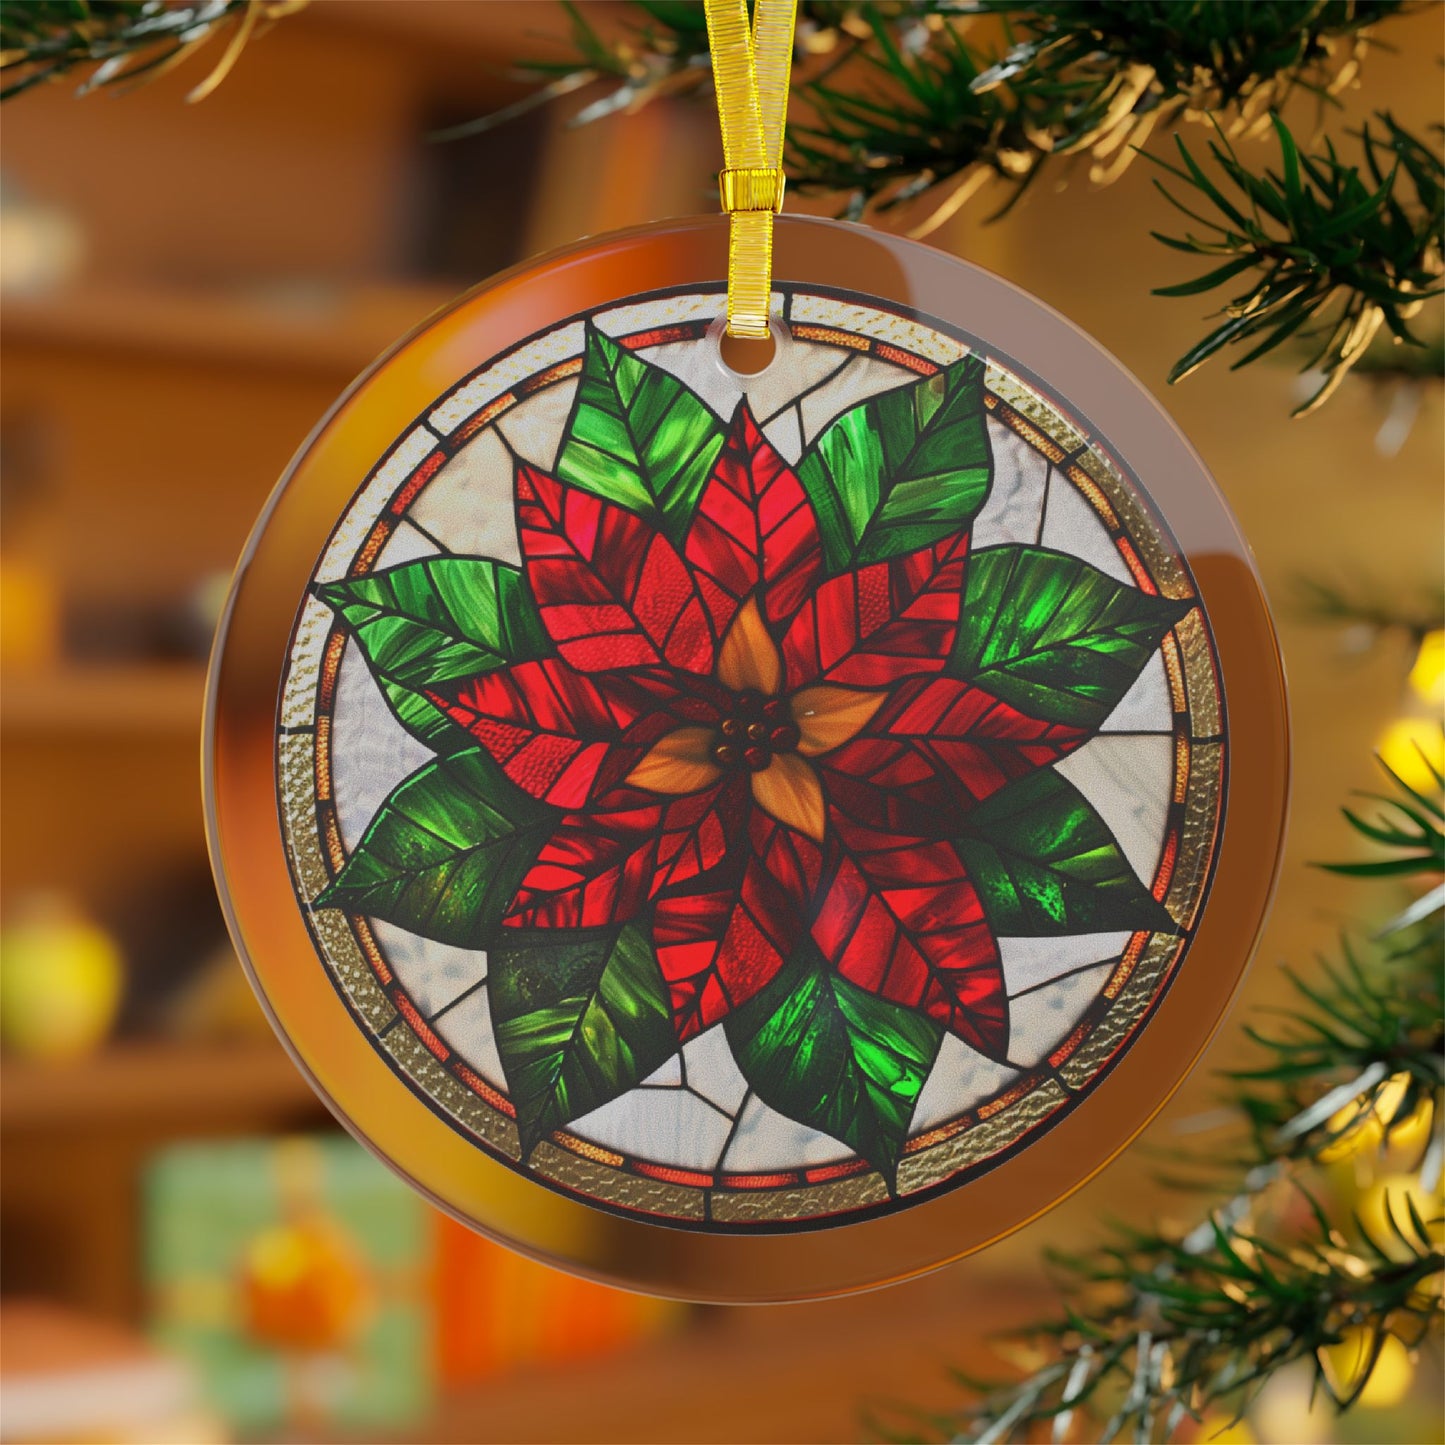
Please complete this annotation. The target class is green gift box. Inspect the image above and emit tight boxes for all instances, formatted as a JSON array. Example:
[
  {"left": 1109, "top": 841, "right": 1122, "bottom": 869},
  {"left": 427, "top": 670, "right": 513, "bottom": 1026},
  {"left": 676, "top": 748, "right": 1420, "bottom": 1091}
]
[{"left": 144, "top": 1134, "right": 431, "bottom": 1436}]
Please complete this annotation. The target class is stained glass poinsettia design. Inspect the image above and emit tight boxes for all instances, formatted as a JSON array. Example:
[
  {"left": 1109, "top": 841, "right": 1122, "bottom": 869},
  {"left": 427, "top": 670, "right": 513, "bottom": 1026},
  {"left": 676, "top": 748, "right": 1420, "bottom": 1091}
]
[{"left": 313, "top": 324, "right": 1188, "bottom": 1189}]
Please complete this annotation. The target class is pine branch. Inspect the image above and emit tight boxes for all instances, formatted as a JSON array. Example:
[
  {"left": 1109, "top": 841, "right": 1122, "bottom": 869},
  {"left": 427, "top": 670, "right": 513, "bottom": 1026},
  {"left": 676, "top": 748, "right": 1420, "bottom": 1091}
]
[
  {"left": 795, "top": 1, "right": 1406, "bottom": 214},
  {"left": 1351, "top": 328, "right": 1445, "bottom": 380},
  {"left": 14, "top": 3, "right": 1428, "bottom": 410},
  {"left": 787, "top": 12, "right": 1042, "bottom": 225},
  {"left": 1294, "top": 576, "right": 1445, "bottom": 645},
  {"left": 427, "top": 1, "right": 937, "bottom": 142},
  {"left": 876, "top": 753, "right": 1444, "bottom": 1443},
  {"left": 1150, "top": 113, "right": 1444, "bottom": 415},
  {"left": 472, "top": 2, "right": 1405, "bottom": 201},
  {"left": 794, "top": 15, "right": 1443, "bottom": 408},
  {"left": 968, "top": 0, "right": 1406, "bottom": 148},
  {"left": 1320, "top": 751, "right": 1445, "bottom": 879},
  {"left": 454, "top": 2, "right": 1408, "bottom": 218},
  {"left": 1229, "top": 930, "right": 1442, "bottom": 1163},
  {"left": 445, "top": 2, "right": 1436, "bottom": 412},
  {"left": 931, "top": 1219, "right": 1442, "bottom": 1444},
  {"left": 0, "top": 0, "right": 305, "bottom": 103}
]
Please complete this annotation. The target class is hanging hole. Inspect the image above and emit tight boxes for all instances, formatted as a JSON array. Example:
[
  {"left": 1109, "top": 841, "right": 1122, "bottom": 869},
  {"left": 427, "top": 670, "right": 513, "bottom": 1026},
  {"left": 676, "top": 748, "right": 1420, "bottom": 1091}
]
[
  {"left": 720, "top": 330, "right": 778, "bottom": 375},
  {"left": 708, "top": 316, "right": 783, "bottom": 379}
]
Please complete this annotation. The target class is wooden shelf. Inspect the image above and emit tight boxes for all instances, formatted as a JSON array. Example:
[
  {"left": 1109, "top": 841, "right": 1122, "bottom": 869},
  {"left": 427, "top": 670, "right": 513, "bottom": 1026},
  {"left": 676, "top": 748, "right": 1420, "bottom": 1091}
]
[
  {"left": 2, "top": 664, "right": 206, "bottom": 735},
  {"left": 374, "top": 1275, "right": 1054, "bottom": 1445},
  {"left": 0, "top": 1038, "right": 323, "bottom": 1132},
  {"left": 1, "top": 281, "right": 453, "bottom": 377}
]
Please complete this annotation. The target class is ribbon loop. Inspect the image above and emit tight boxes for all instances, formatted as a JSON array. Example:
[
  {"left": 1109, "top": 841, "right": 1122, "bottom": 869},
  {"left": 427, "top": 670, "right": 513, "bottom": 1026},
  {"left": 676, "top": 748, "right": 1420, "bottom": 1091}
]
[
  {"left": 718, "top": 166, "right": 786, "bottom": 214},
  {"left": 705, "top": 0, "right": 797, "bottom": 339}
]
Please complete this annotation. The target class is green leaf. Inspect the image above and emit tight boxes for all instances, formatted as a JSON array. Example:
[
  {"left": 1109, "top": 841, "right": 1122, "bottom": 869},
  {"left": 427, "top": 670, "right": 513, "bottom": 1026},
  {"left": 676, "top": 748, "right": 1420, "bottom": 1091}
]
[
  {"left": 956, "top": 770, "right": 1180, "bottom": 937},
  {"left": 555, "top": 323, "right": 727, "bottom": 544},
  {"left": 316, "top": 748, "right": 552, "bottom": 948},
  {"left": 949, "top": 545, "right": 1189, "bottom": 728},
  {"left": 489, "top": 922, "right": 679, "bottom": 1155},
  {"left": 317, "top": 558, "right": 550, "bottom": 749},
  {"left": 797, "top": 353, "right": 993, "bottom": 571},
  {"left": 724, "top": 938, "right": 944, "bottom": 1189}
]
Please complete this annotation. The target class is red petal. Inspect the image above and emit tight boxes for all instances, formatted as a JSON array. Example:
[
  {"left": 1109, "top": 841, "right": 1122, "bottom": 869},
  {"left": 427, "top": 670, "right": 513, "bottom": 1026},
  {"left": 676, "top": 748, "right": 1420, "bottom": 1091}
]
[
  {"left": 505, "top": 803, "right": 661, "bottom": 928},
  {"left": 428, "top": 659, "right": 644, "bottom": 807},
  {"left": 519, "top": 464, "right": 715, "bottom": 675},
  {"left": 652, "top": 773, "right": 752, "bottom": 894},
  {"left": 851, "top": 675, "right": 1087, "bottom": 808},
  {"left": 654, "top": 849, "right": 803, "bottom": 1041},
  {"left": 620, "top": 667, "right": 730, "bottom": 727},
  {"left": 816, "top": 736, "right": 941, "bottom": 836},
  {"left": 503, "top": 766, "right": 756, "bottom": 930},
  {"left": 780, "top": 532, "right": 969, "bottom": 690},
  {"left": 683, "top": 403, "right": 824, "bottom": 631},
  {"left": 812, "top": 813, "right": 1007, "bottom": 1057},
  {"left": 748, "top": 805, "right": 824, "bottom": 901}
]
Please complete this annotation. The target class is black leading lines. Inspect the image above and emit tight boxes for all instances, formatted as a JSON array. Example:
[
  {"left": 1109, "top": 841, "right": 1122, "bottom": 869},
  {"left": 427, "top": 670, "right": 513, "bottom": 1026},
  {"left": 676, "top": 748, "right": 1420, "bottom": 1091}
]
[
  {"left": 427, "top": 973, "right": 489, "bottom": 1025},
  {"left": 1007, "top": 954, "right": 1124, "bottom": 1004},
  {"left": 1033, "top": 464, "right": 1055, "bottom": 546}
]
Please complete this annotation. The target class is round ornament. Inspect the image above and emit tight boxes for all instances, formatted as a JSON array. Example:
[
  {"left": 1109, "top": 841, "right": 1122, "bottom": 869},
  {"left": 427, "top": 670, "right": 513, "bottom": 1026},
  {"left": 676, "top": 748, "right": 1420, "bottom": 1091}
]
[{"left": 206, "top": 215, "right": 1288, "bottom": 1301}]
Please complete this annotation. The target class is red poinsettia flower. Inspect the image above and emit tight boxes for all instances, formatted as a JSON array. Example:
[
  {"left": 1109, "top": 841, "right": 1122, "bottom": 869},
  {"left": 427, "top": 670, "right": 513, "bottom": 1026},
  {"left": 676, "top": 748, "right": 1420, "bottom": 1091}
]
[{"left": 429, "top": 405, "right": 1086, "bottom": 1057}]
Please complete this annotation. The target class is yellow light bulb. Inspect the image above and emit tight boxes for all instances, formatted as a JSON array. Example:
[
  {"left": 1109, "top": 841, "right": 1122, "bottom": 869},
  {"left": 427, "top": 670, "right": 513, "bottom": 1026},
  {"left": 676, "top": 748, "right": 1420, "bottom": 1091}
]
[
  {"left": 1195, "top": 1412, "right": 1257, "bottom": 1443},
  {"left": 1408, "top": 630, "right": 1445, "bottom": 707},
  {"left": 1322, "top": 1328, "right": 1415, "bottom": 1409},
  {"left": 1356, "top": 1173, "right": 1445, "bottom": 1262},
  {"left": 1190, "top": 1416, "right": 1260, "bottom": 1439},
  {"left": 1252, "top": 1368, "right": 1333, "bottom": 1444},
  {"left": 1318, "top": 1074, "right": 1434, "bottom": 1164},
  {"left": 1320, "top": 1093, "right": 1388, "bottom": 1163},
  {"left": 1384, "top": 1100, "right": 1436, "bottom": 1161},
  {"left": 1377, "top": 717, "right": 1445, "bottom": 794}
]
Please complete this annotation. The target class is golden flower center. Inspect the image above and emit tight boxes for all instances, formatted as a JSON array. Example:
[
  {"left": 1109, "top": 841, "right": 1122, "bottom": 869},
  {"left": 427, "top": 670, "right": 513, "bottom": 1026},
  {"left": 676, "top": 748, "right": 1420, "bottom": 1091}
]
[
  {"left": 711, "top": 691, "right": 802, "bottom": 772},
  {"left": 623, "top": 597, "right": 886, "bottom": 842}
]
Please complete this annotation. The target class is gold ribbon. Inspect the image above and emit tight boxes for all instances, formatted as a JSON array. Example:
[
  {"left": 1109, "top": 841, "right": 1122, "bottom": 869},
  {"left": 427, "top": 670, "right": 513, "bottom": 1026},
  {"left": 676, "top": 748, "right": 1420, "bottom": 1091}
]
[{"left": 704, "top": 0, "right": 797, "bottom": 339}]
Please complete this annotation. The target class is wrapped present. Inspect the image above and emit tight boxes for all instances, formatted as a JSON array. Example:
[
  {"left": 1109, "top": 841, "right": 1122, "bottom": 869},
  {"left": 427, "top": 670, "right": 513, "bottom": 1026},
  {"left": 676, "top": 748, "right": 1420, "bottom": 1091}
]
[
  {"left": 433, "top": 1214, "right": 686, "bottom": 1386},
  {"left": 144, "top": 1135, "right": 430, "bottom": 1436}
]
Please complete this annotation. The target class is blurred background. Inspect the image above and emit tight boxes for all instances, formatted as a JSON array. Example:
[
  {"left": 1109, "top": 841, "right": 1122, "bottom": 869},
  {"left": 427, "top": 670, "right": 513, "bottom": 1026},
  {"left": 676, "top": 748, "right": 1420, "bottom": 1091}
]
[{"left": 0, "top": 3, "right": 1440, "bottom": 1442}]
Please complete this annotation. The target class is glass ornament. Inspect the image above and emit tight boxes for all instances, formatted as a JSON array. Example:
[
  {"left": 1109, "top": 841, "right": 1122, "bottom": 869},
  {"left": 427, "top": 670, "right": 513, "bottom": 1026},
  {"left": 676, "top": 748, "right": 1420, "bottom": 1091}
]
[{"left": 206, "top": 216, "right": 1288, "bottom": 1299}]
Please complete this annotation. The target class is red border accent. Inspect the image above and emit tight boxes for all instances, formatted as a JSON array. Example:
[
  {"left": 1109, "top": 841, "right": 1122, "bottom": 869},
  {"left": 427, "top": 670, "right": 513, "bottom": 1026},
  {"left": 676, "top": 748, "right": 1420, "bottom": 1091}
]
[
  {"left": 396, "top": 994, "right": 451, "bottom": 1063},
  {"left": 635, "top": 1162, "right": 716, "bottom": 1188},
  {"left": 804, "top": 1159, "right": 871, "bottom": 1184},
  {"left": 453, "top": 1062, "right": 517, "bottom": 1118},
  {"left": 390, "top": 448, "right": 448, "bottom": 516}
]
